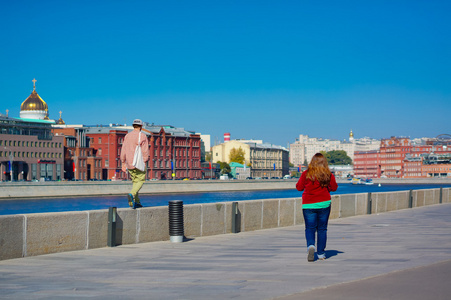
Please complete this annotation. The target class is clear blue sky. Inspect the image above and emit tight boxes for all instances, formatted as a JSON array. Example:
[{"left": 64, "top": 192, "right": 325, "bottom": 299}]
[{"left": 1, "top": 1, "right": 450, "bottom": 147}]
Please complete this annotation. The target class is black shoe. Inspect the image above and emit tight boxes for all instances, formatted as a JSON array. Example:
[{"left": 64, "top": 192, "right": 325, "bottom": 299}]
[
  {"left": 135, "top": 203, "right": 143, "bottom": 208},
  {"left": 127, "top": 193, "right": 135, "bottom": 209}
]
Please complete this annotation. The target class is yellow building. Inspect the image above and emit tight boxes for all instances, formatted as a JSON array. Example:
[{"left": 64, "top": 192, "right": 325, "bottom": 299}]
[{"left": 212, "top": 140, "right": 289, "bottom": 178}]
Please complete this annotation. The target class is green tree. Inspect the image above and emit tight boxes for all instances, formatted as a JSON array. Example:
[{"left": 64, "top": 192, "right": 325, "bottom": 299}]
[
  {"left": 229, "top": 147, "right": 245, "bottom": 164},
  {"left": 322, "top": 150, "right": 352, "bottom": 165},
  {"left": 217, "top": 161, "right": 231, "bottom": 174}
]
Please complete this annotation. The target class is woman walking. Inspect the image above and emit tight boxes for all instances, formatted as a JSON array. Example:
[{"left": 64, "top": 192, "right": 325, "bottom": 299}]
[{"left": 296, "top": 153, "right": 338, "bottom": 262}]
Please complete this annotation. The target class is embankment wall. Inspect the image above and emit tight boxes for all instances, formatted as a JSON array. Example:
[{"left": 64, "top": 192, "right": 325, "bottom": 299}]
[
  {"left": 1, "top": 178, "right": 451, "bottom": 199},
  {"left": 0, "top": 188, "right": 449, "bottom": 261}
]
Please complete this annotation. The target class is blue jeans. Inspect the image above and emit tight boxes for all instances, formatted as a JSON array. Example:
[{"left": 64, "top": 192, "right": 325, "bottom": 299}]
[{"left": 303, "top": 205, "right": 331, "bottom": 256}]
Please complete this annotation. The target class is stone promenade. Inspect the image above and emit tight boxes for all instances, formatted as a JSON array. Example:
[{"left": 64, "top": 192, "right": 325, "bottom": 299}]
[{"left": 1, "top": 203, "right": 450, "bottom": 299}]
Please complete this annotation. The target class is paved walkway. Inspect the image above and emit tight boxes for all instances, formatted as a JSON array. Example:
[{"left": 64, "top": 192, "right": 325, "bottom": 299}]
[{"left": 1, "top": 203, "right": 451, "bottom": 300}]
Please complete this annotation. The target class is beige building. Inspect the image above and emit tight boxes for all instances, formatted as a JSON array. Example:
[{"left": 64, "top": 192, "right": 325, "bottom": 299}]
[
  {"left": 212, "top": 140, "right": 289, "bottom": 178},
  {"left": 290, "top": 132, "right": 380, "bottom": 166}
]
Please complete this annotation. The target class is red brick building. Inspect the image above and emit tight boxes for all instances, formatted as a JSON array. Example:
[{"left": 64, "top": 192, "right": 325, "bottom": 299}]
[
  {"left": 403, "top": 157, "right": 423, "bottom": 178},
  {"left": 355, "top": 137, "right": 451, "bottom": 178},
  {"left": 404, "top": 144, "right": 451, "bottom": 178},
  {"left": 421, "top": 163, "right": 451, "bottom": 177},
  {"left": 52, "top": 126, "right": 103, "bottom": 180},
  {"left": 145, "top": 126, "right": 202, "bottom": 180},
  {"left": 379, "top": 137, "right": 412, "bottom": 178},
  {"left": 353, "top": 150, "right": 380, "bottom": 178},
  {"left": 84, "top": 125, "right": 202, "bottom": 180},
  {"left": 83, "top": 128, "right": 127, "bottom": 180}
]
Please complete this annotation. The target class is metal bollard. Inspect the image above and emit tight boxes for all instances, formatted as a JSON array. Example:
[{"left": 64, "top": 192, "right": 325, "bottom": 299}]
[
  {"left": 367, "top": 192, "right": 372, "bottom": 215},
  {"left": 231, "top": 202, "right": 239, "bottom": 233},
  {"left": 409, "top": 189, "right": 413, "bottom": 208},
  {"left": 107, "top": 207, "right": 117, "bottom": 247},
  {"left": 169, "top": 200, "right": 184, "bottom": 243},
  {"left": 440, "top": 187, "right": 443, "bottom": 204}
]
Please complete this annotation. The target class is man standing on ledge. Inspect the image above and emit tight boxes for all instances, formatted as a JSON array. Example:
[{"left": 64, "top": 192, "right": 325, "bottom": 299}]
[{"left": 120, "top": 119, "right": 149, "bottom": 208}]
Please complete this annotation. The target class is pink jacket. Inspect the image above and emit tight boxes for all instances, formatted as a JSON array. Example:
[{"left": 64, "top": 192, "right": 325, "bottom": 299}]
[{"left": 120, "top": 130, "right": 149, "bottom": 170}]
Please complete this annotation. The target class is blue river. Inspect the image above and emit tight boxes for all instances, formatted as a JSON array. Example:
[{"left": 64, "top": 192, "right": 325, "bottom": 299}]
[{"left": 0, "top": 183, "right": 449, "bottom": 216}]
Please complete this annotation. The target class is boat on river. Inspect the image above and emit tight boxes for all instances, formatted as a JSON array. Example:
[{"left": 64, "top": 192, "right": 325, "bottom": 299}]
[{"left": 351, "top": 177, "right": 374, "bottom": 185}]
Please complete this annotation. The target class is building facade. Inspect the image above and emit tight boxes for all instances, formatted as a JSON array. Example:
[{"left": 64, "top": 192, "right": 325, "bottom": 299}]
[
  {"left": 289, "top": 132, "right": 379, "bottom": 166},
  {"left": 145, "top": 125, "right": 202, "bottom": 180},
  {"left": 353, "top": 150, "right": 380, "bottom": 178},
  {"left": 212, "top": 140, "right": 289, "bottom": 178},
  {"left": 0, "top": 116, "right": 64, "bottom": 181},
  {"left": 52, "top": 126, "right": 104, "bottom": 181},
  {"left": 355, "top": 136, "right": 451, "bottom": 178}
]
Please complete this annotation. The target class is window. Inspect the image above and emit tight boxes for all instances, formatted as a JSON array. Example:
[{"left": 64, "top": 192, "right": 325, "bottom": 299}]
[{"left": 99, "top": 137, "right": 102, "bottom": 143}]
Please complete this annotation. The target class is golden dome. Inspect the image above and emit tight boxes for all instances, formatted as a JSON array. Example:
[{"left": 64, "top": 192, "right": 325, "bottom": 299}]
[
  {"left": 350, "top": 130, "right": 354, "bottom": 137},
  {"left": 56, "top": 111, "right": 65, "bottom": 124},
  {"left": 21, "top": 90, "right": 48, "bottom": 112}
]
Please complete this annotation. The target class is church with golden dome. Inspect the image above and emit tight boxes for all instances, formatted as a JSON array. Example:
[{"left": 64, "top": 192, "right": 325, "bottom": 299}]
[{"left": 19, "top": 79, "right": 65, "bottom": 124}]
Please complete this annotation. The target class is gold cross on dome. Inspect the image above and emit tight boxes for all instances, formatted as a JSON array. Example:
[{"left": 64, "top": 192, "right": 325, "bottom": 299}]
[
  {"left": 32, "top": 78, "right": 37, "bottom": 91},
  {"left": 59, "top": 111, "right": 62, "bottom": 118}
]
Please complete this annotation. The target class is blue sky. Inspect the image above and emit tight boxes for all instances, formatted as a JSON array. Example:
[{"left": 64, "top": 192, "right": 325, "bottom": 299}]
[{"left": 1, "top": 1, "right": 450, "bottom": 147}]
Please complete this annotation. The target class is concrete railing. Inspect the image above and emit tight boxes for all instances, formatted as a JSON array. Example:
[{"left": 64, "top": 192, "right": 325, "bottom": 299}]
[{"left": 1, "top": 188, "right": 449, "bottom": 261}]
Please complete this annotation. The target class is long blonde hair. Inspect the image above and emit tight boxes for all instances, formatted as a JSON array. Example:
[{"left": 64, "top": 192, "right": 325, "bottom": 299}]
[{"left": 306, "top": 153, "right": 331, "bottom": 187}]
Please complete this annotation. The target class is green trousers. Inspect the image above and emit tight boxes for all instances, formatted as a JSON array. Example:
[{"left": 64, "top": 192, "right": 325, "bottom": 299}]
[{"left": 128, "top": 168, "right": 146, "bottom": 203}]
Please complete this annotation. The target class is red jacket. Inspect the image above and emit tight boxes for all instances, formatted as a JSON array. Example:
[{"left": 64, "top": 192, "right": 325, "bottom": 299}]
[{"left": 296, "top": 170, "right": 338, "bottom": 205}]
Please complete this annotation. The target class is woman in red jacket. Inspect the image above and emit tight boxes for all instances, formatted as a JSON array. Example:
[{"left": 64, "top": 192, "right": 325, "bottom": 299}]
[{"left": 296, "top": 153, "right": 338, "bottom": 262}]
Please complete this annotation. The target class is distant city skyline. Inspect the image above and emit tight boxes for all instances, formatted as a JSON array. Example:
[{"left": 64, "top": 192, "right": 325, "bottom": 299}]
[{"left": 1, "top": 1, "right": 450, "bottom": 146}]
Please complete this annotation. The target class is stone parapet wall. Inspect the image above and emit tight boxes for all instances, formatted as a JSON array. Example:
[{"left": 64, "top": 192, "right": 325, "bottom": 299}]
[
  {"left": 1, "top": 178, "right": 450, "bottom": 199},
  {"left": 1, "top": 188, "right": 449, "bottom": 261}
]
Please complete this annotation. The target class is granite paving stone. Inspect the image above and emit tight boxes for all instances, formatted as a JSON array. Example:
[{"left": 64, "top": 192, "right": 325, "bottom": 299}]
[{"left": 0, "top": 203, "right": 450, "bottom": 299}]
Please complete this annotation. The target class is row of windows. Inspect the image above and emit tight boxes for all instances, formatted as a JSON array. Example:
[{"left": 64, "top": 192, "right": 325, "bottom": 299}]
[
  {"left": 151, "top": 160, "right": 201, "bottom": 169},
  {"left": 423, "top": 167, "right": 451, "bottom": 171},
  {"left": 152, "top": 170, "right": 200, "bottom": 178},
  {"left": 109, "top": 148, "right": 201, "bottom": 158},
  {"left": 95, "top": 136, "right": 200, "bottom": 148},
  {"left": 250, "top": 151, "right": 283, "bottom": 159},
  {"left": 354, "top": 160, "right": 378, "bottom": 164},
  {"left": 0, "top": 151, "right": 62, "bottom": 159},
  {"left": 76, "top": 160, "right": 102, "bottom": 168},
  {"left": 252, "top": 162, "right": 281, "bottom": 169},
  {"left": 380, "top": 160, "right": 402, "bottom": 164},
  {"left": 381, "top": 153, "right": 405, "bottom": 158},
  {"left": 381, "top": 166, "right": 402, "bottom": 170},
  {"left": 0, "top": 140, "right": 62, "bottom": 148},
  {"left": 77, "top": 171, "right": 102, "bottom": 180}
]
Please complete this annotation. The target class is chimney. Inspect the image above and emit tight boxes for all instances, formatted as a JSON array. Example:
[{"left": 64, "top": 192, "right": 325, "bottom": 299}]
[{"left": 224, "top": 132, "right": 231, "bottom": 142}]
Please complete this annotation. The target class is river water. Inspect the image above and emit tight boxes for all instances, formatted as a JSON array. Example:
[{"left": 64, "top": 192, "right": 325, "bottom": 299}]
[
  {"left": 2, "top": 183, "right": 450, "bottom": 216},
  {"left": 1, "top": 183, "right": 449, "bottom": 216}
]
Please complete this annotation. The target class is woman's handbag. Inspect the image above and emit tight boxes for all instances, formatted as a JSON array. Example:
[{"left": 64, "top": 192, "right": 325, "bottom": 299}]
[{"left": 133, "top": 132, "right": 146, "bottom": 171}]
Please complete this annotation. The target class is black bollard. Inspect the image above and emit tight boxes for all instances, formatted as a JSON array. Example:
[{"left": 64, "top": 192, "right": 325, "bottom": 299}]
[
  {"left": 409, "top": 190, "right": 413, "bottom": 208},
  {"left": 367, "top": 192, "right": 372, "bottom": 215},
  {"left": 231, "top": 202, "right": 239, "bottom": 233},
  {"left": 107, "top": 207, "right": 117, "bottom": 247},
  {"left": 169, "top": 200, "right": 184, "bottom": 243}
]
